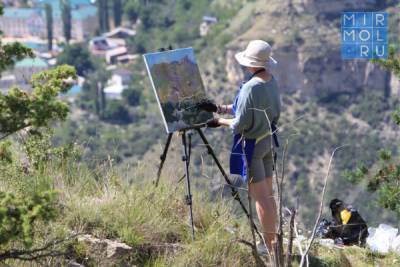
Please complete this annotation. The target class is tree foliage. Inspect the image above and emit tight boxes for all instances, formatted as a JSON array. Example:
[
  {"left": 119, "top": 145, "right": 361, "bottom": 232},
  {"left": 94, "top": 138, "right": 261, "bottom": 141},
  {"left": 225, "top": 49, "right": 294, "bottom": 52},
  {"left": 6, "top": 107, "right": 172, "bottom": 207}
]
[
  {"left": 97, "top": 0, "right": 110, "bottom": 33},
  {"left": 0, "top": 65, "right": 77, "bottom": 140},
  {"left": 0, "top": 191, "right": 58, "bottom": 248},
  {"left": 45, "top": 3, "right": 53, "bottom": 51},
  {"left": 374, "top": 46, "right": 400, "bottom": 78},
  {"left": 347, "top": 45, "right": 400, "bottom": 217},
  {"left": 124, "top": 0, "right": 140, "bottom": 23},
  {"left": 0, "top": 3, "right": 32, "bottom": 67},
  {"left": 113, "top": 0, "right": 123, "bottom": 27},
  {"left": 103, "top": 99, "right": 131, "bottom": 124},
  {"left": 0, "top": 38, "right": 33, "bottom": 74},
  {"left": 61, "top": 0, "right": 72, "bottom": 43},
  {"left": 0, "top": 6, "right": 77, "bottom": 260},
  {"left": 79, "top": 65, "right": 110, "bottom": 117},
  {"left": 0, "top": 140, "right": 12, "bottom": 163},
  {"left": 122, "top": 86, "right": 141, "bottom": 106},
  {"left": 56, "top": 44, "right": 94, "bottom": 76}
]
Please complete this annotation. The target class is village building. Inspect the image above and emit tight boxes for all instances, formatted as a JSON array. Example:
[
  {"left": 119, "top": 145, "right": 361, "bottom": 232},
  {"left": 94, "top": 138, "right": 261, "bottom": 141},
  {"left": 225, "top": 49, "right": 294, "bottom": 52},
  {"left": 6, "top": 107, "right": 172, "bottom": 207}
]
[
  {"left": 105, "top": 47, "right": 129, "bottom": 65},
  {"left": 102, "top": 67, "right": 133, "bottom": 99},
  {"left": 1, "top": 0, "right": 28, "bottom": 7},
  {"left": 0, "top": 8, "right": 44, "bottom": 38},
  {"left": 112, "top": 68, "right": 133, "bottom": 86},
  {"left": 103, "top": 27, "right": 136, "bottom": 39},
  {"left": 0, "top": 0, "right": 97, "bottom": 42},
  {"left": 104, "top": 74, "right": 127, "bottom": 99},
  {"left": 89, "top": 36, "right": 126, "bottom": 57},
  {"left": 89, "top": 26, "right": 136, "bottom": 64}
]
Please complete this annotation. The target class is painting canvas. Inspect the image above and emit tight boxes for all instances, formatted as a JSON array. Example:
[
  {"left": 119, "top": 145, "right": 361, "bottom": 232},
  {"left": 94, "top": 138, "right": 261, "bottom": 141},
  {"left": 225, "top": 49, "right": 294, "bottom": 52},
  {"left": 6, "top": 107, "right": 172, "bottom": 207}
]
[{"left": 143, "top": 48, "right": 213, "bottom": 133}]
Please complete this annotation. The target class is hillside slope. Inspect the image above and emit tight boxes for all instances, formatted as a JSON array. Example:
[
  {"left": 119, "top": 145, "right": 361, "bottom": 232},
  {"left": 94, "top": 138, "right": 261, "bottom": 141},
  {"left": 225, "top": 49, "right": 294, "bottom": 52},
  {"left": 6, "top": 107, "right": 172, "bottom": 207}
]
[
  {"left": 2, "top": 156, "right": 400, "bottom": 266},
  {"left": 219, "top": 0, "right": 400, "bottom": 97}
]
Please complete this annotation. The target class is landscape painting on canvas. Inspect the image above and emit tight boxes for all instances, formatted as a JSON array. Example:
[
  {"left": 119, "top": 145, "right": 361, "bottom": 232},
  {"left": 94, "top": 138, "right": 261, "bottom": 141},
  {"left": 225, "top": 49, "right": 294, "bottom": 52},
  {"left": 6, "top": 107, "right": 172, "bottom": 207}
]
[{"left": 143, "top": 48, "right": 212, "bottom": 133}]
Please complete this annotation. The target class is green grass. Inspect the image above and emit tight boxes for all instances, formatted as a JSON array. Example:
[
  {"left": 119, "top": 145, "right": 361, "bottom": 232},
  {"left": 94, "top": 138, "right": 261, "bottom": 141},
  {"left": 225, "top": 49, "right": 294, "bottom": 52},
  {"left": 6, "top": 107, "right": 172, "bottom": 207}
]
[
  {"left": 2, "top": 146, "right": 400, "bottom": 266},
  {"left": 308, "top": 245, "right": 400, "bottom": 267},
  {"left": 0, "top": 151, "right": 256, "bottom": 266}
]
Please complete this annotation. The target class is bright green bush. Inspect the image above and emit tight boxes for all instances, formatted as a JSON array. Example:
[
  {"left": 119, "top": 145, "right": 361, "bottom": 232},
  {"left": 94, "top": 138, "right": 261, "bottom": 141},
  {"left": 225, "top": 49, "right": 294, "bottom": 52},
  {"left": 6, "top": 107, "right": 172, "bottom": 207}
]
[
  {"left": 0, "top": 65, "right": 76, "bottom": 139},
  {"left": 0, "top": 191, "right": 58, "bottom": 248},
  {"left": 0, "top": 11, "right": 78, "bottom": 262},
  {"left": 0, "top": 141, "right": 12, "bottom": 163}
]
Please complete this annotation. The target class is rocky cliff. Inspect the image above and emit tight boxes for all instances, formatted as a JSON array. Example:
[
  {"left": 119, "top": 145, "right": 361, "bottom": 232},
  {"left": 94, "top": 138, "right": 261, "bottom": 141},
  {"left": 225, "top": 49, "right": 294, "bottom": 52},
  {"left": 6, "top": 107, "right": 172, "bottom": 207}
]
[{"left": 220, "top": 0, "right": 399, "bottom": 99}]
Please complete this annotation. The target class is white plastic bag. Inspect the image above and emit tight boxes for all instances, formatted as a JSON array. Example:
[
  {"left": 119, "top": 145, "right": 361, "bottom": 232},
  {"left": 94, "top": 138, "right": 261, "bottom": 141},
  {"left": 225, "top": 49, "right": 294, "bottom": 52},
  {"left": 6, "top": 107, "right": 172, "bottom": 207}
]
[
  {"left": 392, "top": 235, "right": 400, "bottom": 254},
  {"left": 367, "top": 224, "right": 398, "bottom": 253}
]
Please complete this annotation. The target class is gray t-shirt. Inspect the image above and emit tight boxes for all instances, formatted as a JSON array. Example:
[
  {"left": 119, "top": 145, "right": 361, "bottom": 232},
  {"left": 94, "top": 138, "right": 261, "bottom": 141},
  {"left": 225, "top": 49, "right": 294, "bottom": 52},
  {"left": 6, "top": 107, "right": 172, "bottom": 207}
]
[{"left": 230, "top": 76, "right": 281, "bottom": 141}]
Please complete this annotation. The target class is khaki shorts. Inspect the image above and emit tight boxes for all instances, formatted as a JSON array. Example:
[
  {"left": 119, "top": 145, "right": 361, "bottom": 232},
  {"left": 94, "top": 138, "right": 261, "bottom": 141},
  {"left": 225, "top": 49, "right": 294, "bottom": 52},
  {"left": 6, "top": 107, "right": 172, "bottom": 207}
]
[{"left": 248, "top": 137, "right": 274, "bottom": 183}]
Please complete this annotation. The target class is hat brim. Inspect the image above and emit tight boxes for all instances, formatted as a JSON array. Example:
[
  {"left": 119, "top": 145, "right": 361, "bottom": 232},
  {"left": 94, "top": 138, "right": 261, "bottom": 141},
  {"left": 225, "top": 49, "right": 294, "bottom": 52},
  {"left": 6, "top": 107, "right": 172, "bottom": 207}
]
[{"left": 234, "top": 51, "right": 277, "bottom": 68}]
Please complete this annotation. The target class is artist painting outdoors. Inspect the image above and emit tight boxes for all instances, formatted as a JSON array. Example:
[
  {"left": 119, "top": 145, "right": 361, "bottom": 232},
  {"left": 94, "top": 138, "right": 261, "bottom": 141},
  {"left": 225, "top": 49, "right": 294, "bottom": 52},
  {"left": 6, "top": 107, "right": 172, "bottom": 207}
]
[
  {"left": 2, "top": 0, "right": 399, "bottom": 265},
  {"left": 199, "top": 40, "right": 281, "bottom": 253}
]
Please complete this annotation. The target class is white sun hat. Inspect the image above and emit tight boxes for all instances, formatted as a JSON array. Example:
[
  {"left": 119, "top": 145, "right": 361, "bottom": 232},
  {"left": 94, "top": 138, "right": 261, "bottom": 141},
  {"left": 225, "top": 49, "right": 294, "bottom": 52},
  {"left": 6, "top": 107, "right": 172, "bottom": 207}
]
[{"left": 235, "top": 40, "right": 277, "bottom": 69}]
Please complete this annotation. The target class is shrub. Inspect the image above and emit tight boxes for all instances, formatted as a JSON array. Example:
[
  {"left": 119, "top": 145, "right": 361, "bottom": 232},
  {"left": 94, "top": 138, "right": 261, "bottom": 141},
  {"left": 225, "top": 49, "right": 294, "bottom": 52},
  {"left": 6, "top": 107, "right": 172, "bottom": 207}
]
[
  {"left": 0, "top": 191, "right": 58, "bottom": 248},
  {"left": 56, "top": 44, "right": 95, "bottom": 76},
  {"left": 103, "top": 100, "right": 132, "bottom": 124},
  {"left": 122, "top": 87, "right": 142, "bottom": 106}
]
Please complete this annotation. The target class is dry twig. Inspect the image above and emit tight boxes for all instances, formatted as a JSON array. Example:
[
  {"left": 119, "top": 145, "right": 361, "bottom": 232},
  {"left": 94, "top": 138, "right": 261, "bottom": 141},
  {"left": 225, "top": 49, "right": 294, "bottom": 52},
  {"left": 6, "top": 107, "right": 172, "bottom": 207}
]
[
  {"left": 285, "top": 208, "right": 297, "bottom": 267},
  {"left": 299, "top": 145, "right": 347, "bottom": 266}
]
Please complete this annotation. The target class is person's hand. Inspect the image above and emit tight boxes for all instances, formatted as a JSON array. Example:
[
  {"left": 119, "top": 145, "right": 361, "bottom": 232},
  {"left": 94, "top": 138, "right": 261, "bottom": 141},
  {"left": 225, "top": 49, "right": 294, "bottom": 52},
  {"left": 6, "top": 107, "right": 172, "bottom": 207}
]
[
  {"left": 197, "top": 99, "right": 218, "bottom": 112},
  {"left": 206, "top": 118, "right": 221, "bottom": 128}
]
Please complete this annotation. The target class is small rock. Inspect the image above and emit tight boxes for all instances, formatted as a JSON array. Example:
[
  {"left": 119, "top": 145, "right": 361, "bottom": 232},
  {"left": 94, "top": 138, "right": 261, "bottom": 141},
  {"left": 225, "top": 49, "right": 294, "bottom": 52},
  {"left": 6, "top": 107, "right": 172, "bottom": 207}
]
[{"left": 106, "top": 240, "right": 133, "bottom": 259}]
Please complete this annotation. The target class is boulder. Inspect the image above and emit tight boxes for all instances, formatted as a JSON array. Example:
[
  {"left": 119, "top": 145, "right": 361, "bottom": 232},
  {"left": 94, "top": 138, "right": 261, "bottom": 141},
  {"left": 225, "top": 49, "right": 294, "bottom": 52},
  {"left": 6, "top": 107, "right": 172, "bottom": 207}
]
[{"left": 78, "top": 234, "right": 133, "bottom": 259}]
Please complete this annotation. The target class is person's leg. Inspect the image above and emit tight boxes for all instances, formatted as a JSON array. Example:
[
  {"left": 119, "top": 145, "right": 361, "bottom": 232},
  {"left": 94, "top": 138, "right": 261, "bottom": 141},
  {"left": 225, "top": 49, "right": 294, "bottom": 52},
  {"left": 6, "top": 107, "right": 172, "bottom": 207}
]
[
  {"left": 249, "top": 177, "right": 277, "bottom": 250},
  {"left": 248, "top": 139, "right": 277, "bottom": 249}
]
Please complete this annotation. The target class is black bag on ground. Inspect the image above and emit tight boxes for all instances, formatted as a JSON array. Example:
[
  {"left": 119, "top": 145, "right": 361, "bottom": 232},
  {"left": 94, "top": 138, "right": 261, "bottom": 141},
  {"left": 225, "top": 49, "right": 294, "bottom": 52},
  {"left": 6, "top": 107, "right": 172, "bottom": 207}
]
[{"left": 317, "top": 198, "right": 369, "bottom": 246}]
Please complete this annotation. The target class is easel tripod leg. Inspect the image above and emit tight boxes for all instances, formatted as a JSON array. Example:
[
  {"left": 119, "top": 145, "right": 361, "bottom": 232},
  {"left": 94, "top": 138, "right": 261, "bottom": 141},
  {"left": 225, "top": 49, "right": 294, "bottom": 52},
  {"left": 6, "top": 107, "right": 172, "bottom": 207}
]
[
  {"left": 181, "top": 132, "right": 195, "bottom": 240},
  {"left": 155, "top": 133, "right": 173, "bottom": 187}
]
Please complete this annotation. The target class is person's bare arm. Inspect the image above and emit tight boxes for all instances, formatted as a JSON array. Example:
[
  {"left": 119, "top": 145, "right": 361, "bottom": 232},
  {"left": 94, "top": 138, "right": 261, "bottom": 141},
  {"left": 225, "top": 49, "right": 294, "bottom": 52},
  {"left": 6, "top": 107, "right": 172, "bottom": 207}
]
[{"left": 217, "top": 118, "right": 234, "bottom": 127}]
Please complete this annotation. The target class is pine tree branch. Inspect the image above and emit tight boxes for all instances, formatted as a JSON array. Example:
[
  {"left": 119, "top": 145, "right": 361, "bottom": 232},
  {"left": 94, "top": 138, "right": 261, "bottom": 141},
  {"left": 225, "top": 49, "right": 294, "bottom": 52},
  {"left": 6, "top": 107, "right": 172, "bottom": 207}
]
[{"left": 0, "top": 234, "right": 80, "bottom": 261}]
